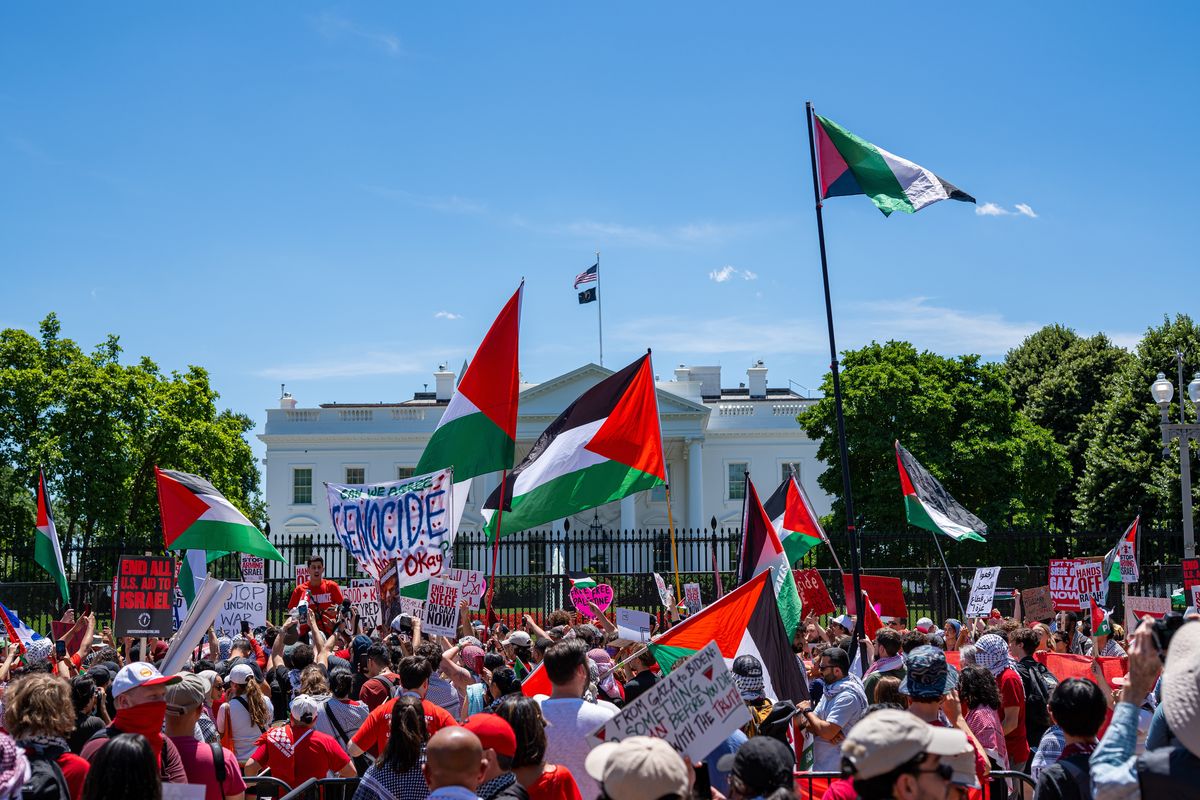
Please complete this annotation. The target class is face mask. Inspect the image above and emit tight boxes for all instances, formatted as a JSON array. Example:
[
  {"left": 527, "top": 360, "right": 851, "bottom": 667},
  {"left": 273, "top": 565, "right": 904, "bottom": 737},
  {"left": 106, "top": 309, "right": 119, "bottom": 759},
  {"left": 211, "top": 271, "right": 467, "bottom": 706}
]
[{"left": 112, "top": 700, "right": 168, "bottom": 762}]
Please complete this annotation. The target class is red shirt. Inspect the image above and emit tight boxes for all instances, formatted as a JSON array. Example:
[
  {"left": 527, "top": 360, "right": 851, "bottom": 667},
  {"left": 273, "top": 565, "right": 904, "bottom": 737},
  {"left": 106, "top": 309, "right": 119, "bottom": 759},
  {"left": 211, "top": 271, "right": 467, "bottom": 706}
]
[
  {"left": 168, "top": 735, "right": 247, "bottom": 800},
  {"left": 358, "top": 672, "right": 401, "bottom": 712},
  {"left": 288, "top": 579, "right": 344, "bottom": 634},
  {"left": 527, "top": 763, "right": 583, "bottom": 800},
  {"left": 57, "top": 753, "right": 89, "bottom": 800},
  {"left": 249, "top": 725, "right": 349, "bottom": 788},
  {"left": 351, "top": 696, "right": 457, "bottom": 757},
  {"left": 996, "top": 667, "right": 1030, "bottom": 764}
]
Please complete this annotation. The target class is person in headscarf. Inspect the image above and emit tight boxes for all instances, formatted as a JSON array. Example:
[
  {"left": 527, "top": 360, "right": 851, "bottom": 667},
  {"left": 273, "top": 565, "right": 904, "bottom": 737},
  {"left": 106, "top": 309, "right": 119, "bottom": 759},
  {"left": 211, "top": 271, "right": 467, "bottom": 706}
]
[
  {"left": 975, "top": 633, "right": 1030, "bottom": 771},
  {"left": 587, "top": 649, "right": 625, "bottom": 707},
  {"left": 0, "top": 731, "right": 29, "bottom": 799},
  {"left": 943, "top": 618, "right": 964, "bottom": 651},
  {"left": 732, "top": 655, "right": 774, "bottom": 738}
]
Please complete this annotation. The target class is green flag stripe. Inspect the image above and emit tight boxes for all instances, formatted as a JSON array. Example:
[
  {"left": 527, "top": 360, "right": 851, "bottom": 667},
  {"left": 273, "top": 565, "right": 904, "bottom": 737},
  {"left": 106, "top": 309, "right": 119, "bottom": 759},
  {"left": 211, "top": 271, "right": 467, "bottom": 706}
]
[
  {"left": 647, "top": 644, "right": 698, "bottom": 675},
  {"left": 817, "top": 116, "right": 913, "bottom": 214},
  {"left": 905, "top": 495, "right": 986, "bottom": 542},
  {"left": 416, "top": 410, "right": 515, "bottom": 481},
  {"left": 34, "top": 536, "right": 68, "bottom": 603},
  {"left": 168, "top": 520, "right": 286, "bottom": 561},
  {"left": 781, "top": 534, "right": 819, "bottom": 566}
]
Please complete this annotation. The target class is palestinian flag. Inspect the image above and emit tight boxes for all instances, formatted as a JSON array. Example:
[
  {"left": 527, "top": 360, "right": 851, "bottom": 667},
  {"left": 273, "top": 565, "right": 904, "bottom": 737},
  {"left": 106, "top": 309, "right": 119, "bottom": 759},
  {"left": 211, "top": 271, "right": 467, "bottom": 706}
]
[
  {"left": 740, "top": 475, "right": 803, "bottom": 640},
  {"left": 417, "top": 283, "right": 523, "bottom": 533},
  {"left": 568, "top": 571, "right": 597, "bottom": 590},
  {"left": 861, "top": 590, "right": 885, "bottom": 641},
  {"left": 814, "top": 114, "right": 975, "bottom": 217},
  {"left": 895, "top": 441, "right": 987, "bottom": 542},
  {"left": 156, "top": 468, "right": 284, "bottom": 561},
  {"left": 34, "top": 472, "right": 69, "bottom": 604},
  {"left": 648, "top": 569, "right": 808, "bottom": 703},
  {"left": 1102, "top": 516, "right": 1139, "bottom": 583},
  {"left": 764, "top": 470, "right": 827, "bottom": 565},
  {"left": 1088, "top": 596, "right": 1112, "bottom": 637},
  {"left": 482, "top": 353, "right": 666, "bottom": 538},
  {"left": 178, "top": 549, "right": 227, "bottom": 608}
]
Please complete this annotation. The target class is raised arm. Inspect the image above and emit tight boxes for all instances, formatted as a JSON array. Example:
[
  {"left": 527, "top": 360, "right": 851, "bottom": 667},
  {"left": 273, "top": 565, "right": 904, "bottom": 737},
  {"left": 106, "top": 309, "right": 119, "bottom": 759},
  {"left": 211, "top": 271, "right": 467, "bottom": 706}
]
[{"left": 522, "top": 614, "right": 549, "bottom": 643}]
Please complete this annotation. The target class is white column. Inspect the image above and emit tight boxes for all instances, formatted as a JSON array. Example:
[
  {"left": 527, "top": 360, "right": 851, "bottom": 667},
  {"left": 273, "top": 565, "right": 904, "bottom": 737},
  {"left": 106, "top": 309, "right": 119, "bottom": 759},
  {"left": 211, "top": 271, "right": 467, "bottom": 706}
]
[
  {"left": 687, "top": 438, "right": 703, "bottom": 529},
  {"left": 620, "top": 494, "right": 636, "bottom": 531}
]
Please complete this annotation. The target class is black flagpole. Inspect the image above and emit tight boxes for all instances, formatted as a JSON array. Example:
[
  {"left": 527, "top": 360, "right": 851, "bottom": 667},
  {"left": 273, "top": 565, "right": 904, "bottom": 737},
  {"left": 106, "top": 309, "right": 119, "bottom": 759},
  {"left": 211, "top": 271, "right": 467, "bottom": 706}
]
[{"left": 805, "top": 101, "right": 868, "bottom": 669}]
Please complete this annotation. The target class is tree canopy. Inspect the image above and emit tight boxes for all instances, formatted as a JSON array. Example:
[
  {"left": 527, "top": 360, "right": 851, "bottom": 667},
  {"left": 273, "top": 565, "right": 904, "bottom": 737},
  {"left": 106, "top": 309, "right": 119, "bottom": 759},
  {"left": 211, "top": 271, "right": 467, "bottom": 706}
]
[{"left": 0, "top": 314, "right": 263, "bottom": 567}]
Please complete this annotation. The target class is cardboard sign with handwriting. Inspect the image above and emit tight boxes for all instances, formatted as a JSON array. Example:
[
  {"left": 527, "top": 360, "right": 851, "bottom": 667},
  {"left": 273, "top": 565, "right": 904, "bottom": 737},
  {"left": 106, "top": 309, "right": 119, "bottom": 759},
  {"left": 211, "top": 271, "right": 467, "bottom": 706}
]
[{"left": 1021, "top": 585, "right": 1054, "bottom": 621}]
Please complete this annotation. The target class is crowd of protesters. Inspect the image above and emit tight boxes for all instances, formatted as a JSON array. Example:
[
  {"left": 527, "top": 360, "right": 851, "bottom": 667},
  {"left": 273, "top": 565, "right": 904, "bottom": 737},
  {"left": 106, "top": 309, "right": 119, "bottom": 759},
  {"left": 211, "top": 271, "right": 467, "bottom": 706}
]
[{"left": 0, "top": 555, "right": 1197, "bottom": 800}]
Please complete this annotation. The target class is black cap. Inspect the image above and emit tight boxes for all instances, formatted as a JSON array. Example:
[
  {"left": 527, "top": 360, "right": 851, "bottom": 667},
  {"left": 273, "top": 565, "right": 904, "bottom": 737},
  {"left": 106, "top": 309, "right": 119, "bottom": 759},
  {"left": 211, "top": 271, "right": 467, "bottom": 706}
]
[
  {"left": 716, "top": 736, "right": 794, "bottom": 792},
  {"left": 731, "top": 654, "right": 763, "bottom": 678}
]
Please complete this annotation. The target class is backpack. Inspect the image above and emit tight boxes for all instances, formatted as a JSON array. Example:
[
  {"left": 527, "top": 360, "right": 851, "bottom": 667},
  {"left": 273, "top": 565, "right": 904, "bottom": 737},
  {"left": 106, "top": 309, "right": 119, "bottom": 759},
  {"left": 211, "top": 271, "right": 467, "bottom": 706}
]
[
  {"left": 743, "top": 698, "right": 774, "bottom": 738},
  {"left": 20, "top": 748, "right": 69, "bottom": 800},
  {"left": 1017, "top": 659, "right": 1055, "bottom": 745}
]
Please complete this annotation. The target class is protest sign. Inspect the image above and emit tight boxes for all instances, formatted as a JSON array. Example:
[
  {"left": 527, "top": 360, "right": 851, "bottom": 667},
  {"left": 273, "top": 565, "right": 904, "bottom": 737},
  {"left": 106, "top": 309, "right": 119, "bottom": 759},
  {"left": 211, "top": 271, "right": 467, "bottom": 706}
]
[
  {"left": 1050, "top": 559, "right": 1082, "bottom": 610},
  {"left": 682, "top": 583, "right": 702, "bottom": 615},
  {"left": 1035, "top": 651, "right": 1128, "bottom": 689},
  {"left": 420, "top": 577, "right": 461, "bottom": 637},
  {"left": 214, "top": 582, "right": 267, "bottom": 637},
  {"left": 326, "top": 470, "right": 455, "bottom": 585},
  {"left": 444, "top": 568, "right": 487, "bottom": 608},
  {"left": 842, "top": 574, "right": 907, "bottom": 619},
  {"left": 347, "top": 579, "right": 382, "bottom": 627},
  {"left": 1125, "top": 595, "right": 1171, "bottom": 631},
  {"left": 1183, "top": 558, "right": 1200, "bottom": 591},
  {"left": 240, "top": 555, "right": 265, "bottom": 583},
  {"left": 1192, "top": 586, "right": 1200, "bottom": 610},
  {"left": 399, "top": 596, "right": 426, "bottom": 619},
  {"left": 1021, "top": 585, "right": 1054, "bottom": 622},
  {"left": 1117, "top": 539, "right": 1139, "bottom": 583},
  {"left": 965, "top": 567, "right": 1001, "bottom": 618},
  {"left": 294, "top": 564, "right": 309, "bottom": 586},
  {"left": 1075, "top": 561, "right": 1107, "bottom": 609},
  {"left": 653, "top": 573, "right": 673, "bottom": 608},
  {"left": 588, "top": 641, "right": 751, "bottom": 762},
  {"left": 571, "top": 584, "right": 615, "bottom": 618},
  {"left": 115, "top": 556, "right": 176, "bottom": 638},
  {"left": 793, "top": 569, "right": 835, "bottom": 617},
  {"left": 615, "top": 607, "right": 653, "bottom": 643}
]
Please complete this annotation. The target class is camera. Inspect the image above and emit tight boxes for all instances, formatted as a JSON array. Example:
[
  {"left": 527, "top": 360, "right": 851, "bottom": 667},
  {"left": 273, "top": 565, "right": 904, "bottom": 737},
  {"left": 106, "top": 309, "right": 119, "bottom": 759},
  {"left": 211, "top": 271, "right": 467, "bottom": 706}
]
[
  {"left": 1151, "top": 613, "right": 1184, "bottom": 657},
  {"left": 398, "top": 614, "right": 414, "bottom": 634}
]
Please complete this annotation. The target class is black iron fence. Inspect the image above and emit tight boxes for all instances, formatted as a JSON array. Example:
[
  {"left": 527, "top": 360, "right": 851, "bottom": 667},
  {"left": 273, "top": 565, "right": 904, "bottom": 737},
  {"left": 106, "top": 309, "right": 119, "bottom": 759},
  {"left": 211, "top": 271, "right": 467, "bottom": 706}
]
[{"left": 0, "top": 525, "right": 1188, "bottom": 633}]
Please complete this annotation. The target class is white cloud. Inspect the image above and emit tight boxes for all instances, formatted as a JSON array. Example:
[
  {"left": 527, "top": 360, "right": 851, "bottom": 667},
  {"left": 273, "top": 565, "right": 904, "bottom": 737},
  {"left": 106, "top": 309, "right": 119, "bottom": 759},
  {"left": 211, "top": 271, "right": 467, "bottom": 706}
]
[
  {"left": 434, "top": 311, "right": 462, "bottom": 320},
  {"left": 257, "top": 353, "right": 429, "bottom": 380},
  {"left": 976, "top": 201, "right": 1038, "bottom": 218},
  {"left": 847, "top": 297, "right": 1040, "bottom": 355},
  {"left": 312, "top": 13, "right": 403, "bottom": 57},
  {"left": 1014, "top": 203, "right": 1038, "bottom": 218},
  {"left": 709, "top": 265, "right": 757, "bottom": 283}
]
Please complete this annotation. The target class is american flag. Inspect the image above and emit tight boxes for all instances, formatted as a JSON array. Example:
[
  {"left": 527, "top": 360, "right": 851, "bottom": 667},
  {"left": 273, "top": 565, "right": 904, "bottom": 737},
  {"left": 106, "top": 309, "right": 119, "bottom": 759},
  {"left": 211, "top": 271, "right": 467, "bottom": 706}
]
[{"left": 574, "top": 263, "right": 598, "bottom": 289}]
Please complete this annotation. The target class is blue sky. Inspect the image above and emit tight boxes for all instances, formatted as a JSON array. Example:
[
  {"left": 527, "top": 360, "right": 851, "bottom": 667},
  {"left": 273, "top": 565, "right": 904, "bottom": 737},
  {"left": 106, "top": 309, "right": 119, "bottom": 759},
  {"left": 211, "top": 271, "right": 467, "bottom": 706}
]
[{"left": 2, "top": 4, "right": 1197, "bottom": 459}]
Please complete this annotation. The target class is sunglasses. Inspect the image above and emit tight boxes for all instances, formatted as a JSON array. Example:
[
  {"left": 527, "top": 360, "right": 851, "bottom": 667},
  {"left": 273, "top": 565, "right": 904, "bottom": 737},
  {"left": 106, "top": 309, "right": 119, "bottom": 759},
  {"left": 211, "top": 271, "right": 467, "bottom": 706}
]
[{"left": 914, "top": 762, "right": 955, "bottom": 782}]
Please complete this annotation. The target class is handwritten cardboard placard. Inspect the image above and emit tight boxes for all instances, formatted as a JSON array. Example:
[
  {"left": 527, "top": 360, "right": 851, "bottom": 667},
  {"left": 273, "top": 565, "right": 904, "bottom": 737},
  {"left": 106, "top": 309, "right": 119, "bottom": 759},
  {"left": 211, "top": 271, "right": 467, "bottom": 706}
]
[
  {"left": 1075, "top": 561, "right": 1107, "bottom": 609},
  {"left": 842, "top": 574, "right": 907, "bottom": 619},
  {"left": 653, "top": 573, "right": 673, "bottom": 608},
  {"left": 420, "top": 577, "right": 461, "bottom": 638},
  {"left": 1184, "top": 558, "right": 1200, "bottom": 591},
  {"left": 965, "top": 567, "right": 1001, "bottom": 618},
  {"left": 444, "top": 568, "right": 487, "bottom": 609},
  {"left": 588, "top": 641, "right": 751, "bottom": 762},
  {"left": 240, "top": 555, "right": 265, "bottom": 583},
  {"left": 682, "top": 583, "right": 702, "bottom": 615},
  {"left": 1021, "top": 585, "right": 1054, "bottom": 622},
  {"left": 347, "top": 579, "right": 382, "bottom": 627},
  {"left": 793, "top": 569, "right": 835, "bottom": 618},
  {"left": 615, "top": 607, "right": 653, "bottom": 643},
  {"left": 570, "top": 584, "right": 615, "bottom": 618},
  {"left": 214, "top": 582, "right": 267, "bottom": 637},
  {"left": 1125, "top": 595, "right": 1171, "bottom": 631}
]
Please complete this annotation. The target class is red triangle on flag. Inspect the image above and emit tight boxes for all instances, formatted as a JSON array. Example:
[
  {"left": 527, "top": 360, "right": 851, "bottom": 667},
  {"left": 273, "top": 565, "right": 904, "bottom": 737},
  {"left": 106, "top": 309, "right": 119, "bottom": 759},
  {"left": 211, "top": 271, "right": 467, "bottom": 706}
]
[
  {"left": 585, "top": 355, "right": 666, "bottom": 481},
  {"left": 154, "top": 467, "right": 210, "bottom": 545},
  {"left": 36, "top": 472, "right": 52, "bottom": 529},
  {"left": 456, "top": 284, "right": 523, "bottom": 439}
]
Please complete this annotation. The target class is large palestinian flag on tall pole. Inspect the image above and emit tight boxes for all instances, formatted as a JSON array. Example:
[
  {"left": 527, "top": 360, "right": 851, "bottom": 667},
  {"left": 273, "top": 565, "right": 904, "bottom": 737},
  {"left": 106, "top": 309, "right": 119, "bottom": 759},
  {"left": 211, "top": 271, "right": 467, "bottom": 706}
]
[
  {"left": 482, "top": 353, "right": 665, "bottom": 538},
  {"left": 1102, "top": 516, "right": 1140, "bottom": 583},
  {"left": 740, "top": 475, "right": 803, "bottom": 640},
  {"left": 648, "top": 569, "right": 808, "bottom": 703},
  {"left": 815, "top": 114, "right": 975, "bottom": 217},
  {"left": 34, "top": 471, "right": 69, "bottom": 604},
  {"left": 416, "top": 283, "right": 523, "bottom": 533},
  {"left": 895, "top": 441, "right": 987, "bottom": 542},
  {"left": 156, "top": 468, "right": 284, "bottom": 561},
  {"left": 763, "top": 469, "right": 827, "bottom": 565}
]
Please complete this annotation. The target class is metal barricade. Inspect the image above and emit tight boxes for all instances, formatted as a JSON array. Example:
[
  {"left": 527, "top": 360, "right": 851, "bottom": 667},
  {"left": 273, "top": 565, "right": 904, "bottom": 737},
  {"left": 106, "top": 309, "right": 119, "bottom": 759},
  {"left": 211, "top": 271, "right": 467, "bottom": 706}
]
[
  {"left": 244, "top": 775, "right": 293, "bottom": 799},
  {"left": 277, "top": 777, "right": 360, "bottom": 800}
]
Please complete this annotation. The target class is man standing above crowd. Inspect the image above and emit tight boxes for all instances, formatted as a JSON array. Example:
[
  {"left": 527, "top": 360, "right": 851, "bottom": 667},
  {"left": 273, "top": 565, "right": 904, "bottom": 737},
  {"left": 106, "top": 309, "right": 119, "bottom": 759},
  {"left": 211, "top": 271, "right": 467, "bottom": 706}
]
[{"left": 287, "top": 555, "right": 343, "bottom": 636}]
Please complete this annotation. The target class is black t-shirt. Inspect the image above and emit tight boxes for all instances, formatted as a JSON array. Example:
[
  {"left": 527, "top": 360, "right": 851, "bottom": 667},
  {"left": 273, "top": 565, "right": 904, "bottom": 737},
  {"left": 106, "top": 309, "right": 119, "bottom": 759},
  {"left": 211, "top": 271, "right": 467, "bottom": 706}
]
[
  {"left": 623, "top": 671, "right": 658, "bottom": 704},
  {"left": 1033, "top": 753, "right": 1092, "bottom": 800},
  {"left": 68, "top": 713, "right": 106, "bottom": 755},
  {"left": 265, "top": 666, "right": 292, "bottom": 722},
  {"left": 228, "top": 656, "right": 265, "bottom": 683}
]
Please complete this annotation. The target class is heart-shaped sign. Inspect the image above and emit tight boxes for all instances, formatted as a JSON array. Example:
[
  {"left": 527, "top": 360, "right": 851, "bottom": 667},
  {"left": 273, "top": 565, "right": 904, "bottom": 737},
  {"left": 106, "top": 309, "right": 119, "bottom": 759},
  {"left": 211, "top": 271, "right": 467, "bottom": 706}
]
[{"left": 570, "top": 584, "right": 615, "bottom": 618}]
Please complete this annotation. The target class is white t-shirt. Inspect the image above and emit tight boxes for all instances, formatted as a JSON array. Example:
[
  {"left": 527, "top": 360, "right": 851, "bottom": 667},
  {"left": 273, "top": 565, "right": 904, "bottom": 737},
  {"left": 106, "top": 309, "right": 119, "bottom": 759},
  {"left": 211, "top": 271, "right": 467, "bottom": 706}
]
[
  {"left": 217, "top": 693, "right": 268, "bottom": 762},
  {"left": 538, "top": 697, "right": 617, "bottom": 800}
]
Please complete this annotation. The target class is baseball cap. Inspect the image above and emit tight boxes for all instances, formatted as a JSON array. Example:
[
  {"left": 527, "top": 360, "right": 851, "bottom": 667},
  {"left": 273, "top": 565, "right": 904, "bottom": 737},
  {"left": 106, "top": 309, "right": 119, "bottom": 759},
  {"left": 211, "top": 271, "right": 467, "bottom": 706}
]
[
  {"left": 112, "top": 662, "right": 182, "bottom": 698},
  {"left": 1162, "top": 619, "right": 1200, "bottom": 758},
  {"left": 716, "top": 736, "right": 794, "bottom": 793},
  {"left": 943, "top": 747, "right": 981, "bottom": 788},
  {"left": 228, "top": 664, "right": 256, "bottom": 685},
  {"left": 915, "top": 617, "right": 936, "bottom": 634},
  {"left": 290, "top": 694, "right": 322, "bottom": 725},
  {"left": 164, "top": 673, "right": 208, "bottom": 715},
  {"left": 462, "top": 714, "right": 517, "bottom": 758},
  {"left": 502, "top": 630, "right": 532, "bottom": 648},
  {"left": 86, "top": 665, "right": 113, "bottom": 687},
  {"left": 831, "top": 614, "right": 854, "bottom": 632},
  {"left": 585, "top": 736, "right": 689, "bottom": 800},
  {"left": 840, "top": 708, "right": 969, "bottom": 779},
  {"left": 899, "top": 645, "right": 958, "bottom": 700}
]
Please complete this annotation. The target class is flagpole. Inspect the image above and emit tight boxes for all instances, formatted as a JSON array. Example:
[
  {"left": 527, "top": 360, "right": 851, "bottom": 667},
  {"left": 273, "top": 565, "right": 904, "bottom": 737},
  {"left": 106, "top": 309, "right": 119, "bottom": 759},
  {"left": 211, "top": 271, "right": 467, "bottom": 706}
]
[
  {"left": 805, "top": 101, "right": 867, "bottom": 668},
  {"left": 931, "top": 532, "right": 967, "bottom": 620},
  {"left": 595, "top": 251, "right": 604, "bottom": 367},
  {"left": 484, "top": 469, "right": 509, "bottom": 628},
  {"left": 665, "top": 486, "right": 682, "bottom": 605}
]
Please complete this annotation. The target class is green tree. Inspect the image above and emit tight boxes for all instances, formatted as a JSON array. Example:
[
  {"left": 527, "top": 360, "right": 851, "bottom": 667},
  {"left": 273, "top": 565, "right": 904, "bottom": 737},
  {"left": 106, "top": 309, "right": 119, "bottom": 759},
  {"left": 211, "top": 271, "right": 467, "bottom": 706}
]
[
  {"left": 797, "top": 341, "right": 1070, "bottom": 540},
  {"left": 1075, "top": 314, "right": 1200, "bottom": 534},
  {"left": 1004, "top": 325, "right": 1132, "bottom": 529}
]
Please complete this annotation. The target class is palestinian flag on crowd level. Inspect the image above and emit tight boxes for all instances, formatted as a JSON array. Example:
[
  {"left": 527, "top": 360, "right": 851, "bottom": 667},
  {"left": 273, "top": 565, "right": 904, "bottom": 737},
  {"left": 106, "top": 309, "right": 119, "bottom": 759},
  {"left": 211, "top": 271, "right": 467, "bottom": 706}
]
[
  {"left": 862, "top": 590, "right": 885, "bottom": 642},
  {"left": 34, "top": 471, "right": 69, "bottom": 604},
  {"left": 1089, "top": 596, "right": 1112, "bottom": 637},
  {"left": 763, "top": 469, "right": 827, "bottom": 565},
  {"left": 155, "top": 468, "right": 284, "bottom": 561},
  {"left": 814, "top": 114, "right": 975, "bottom": 217},
  {"left": 416, "top": 283, "right": 523, "bottom": 533},
  {"left": 740, "top": 475, "right": 803, "bottom": 640},
  {"left": 648, "top": 569, "right": 809, "bottom": 703},
  {"left": 0, "top": 601, "right": 43, "bottom": 653},
  {"left": 568, "top": 571, "right": 597, "bottom": 590},
  {"left": 482, "top": 353, "right": 666, "bottom": 538},
  {"left": 895, "top": 441, "right": 987, "bottom": 543},
  {"left": 1102, "top": 516, "right": 1140, "bottom": 583}
]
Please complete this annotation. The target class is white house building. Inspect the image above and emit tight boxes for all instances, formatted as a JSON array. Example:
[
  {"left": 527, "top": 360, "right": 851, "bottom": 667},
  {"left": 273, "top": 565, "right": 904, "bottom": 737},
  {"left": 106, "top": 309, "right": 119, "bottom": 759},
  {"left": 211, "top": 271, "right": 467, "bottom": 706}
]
[{"left": 259, "top": 361, "right": 831, "bottom": 572}]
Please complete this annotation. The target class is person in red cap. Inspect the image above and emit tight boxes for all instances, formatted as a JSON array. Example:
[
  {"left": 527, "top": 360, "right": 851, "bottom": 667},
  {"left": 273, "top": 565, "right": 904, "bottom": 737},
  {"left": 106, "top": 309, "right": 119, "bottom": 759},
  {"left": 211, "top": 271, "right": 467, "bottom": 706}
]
[{"left": 462, "top": 714, "right": 519, "bottom": 800}]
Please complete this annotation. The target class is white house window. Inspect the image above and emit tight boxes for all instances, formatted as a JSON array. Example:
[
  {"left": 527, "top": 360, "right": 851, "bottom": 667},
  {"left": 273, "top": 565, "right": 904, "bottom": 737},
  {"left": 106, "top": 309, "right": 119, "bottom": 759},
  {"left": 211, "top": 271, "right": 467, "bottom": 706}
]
[
  {"left": 727, "top": 462, "right": 748, "bottom": 500},
  {"left": 293, "top": 468, "right": 313, "bottom": 505},
  {"left": 651, "top": 466, "right": 672, "bottom": 502},
  {"left": 397, "top": 466, "right": 415, "bottom": 480},
  {"left": 781, "top": 462, "right": 802, "bottom": 483},
  {"left": 345, "top": 467, "right": 365, "bottom": 485}
]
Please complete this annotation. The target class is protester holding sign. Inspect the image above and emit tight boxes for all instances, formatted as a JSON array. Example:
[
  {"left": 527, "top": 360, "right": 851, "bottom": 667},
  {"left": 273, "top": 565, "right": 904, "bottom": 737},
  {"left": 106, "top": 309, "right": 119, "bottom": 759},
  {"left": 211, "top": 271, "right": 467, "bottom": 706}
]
[{"left": 286, "top": 555, "right": 344, "bottom": 636}]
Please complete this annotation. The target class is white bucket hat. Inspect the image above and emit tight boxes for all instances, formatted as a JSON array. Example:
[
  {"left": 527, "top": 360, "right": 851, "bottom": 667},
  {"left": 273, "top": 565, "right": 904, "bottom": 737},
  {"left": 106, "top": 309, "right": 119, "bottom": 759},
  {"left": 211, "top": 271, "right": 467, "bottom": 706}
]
[{"left": 1162, "top": 620, "right": 1200, "bottom": 758}]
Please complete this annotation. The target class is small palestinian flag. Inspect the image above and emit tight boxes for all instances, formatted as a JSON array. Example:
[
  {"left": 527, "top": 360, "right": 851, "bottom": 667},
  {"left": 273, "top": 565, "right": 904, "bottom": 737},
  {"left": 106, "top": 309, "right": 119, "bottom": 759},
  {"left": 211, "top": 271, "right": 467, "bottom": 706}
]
[
  {"left": 156, "top": 468, "right": 284, "bottom": 561},
  {"left": 895, "top": 441, "right": 987, "bottom": 542},
  {"left": 568, "top": 571, "right": 597, "bottom": 590},
  {"left": 1089, "top": 596, "right": 1112, "bottom": 637},
  {"left": 648, "top": 569, "right": 809, "bottom": 703},
  {"left": 34, "top": 471, "right": 69, "bottom": 604},
  {"left": 740, "top": 475, "right": 803, "bottom": 640},
  {"left": 814, "top": 114, "right": 975, "bottom": 217},
  {"left": 763, "top": 469, "right": 827, "bottom": 565},
  {"left": 482, "top": 353, "right": 666, "bottom": 538},
  {"left": 862, "top": 590, "right": 885, "bottom": 641},
  {"left": 1102, "top": 516, "right": 1140, "bottom": 583}
]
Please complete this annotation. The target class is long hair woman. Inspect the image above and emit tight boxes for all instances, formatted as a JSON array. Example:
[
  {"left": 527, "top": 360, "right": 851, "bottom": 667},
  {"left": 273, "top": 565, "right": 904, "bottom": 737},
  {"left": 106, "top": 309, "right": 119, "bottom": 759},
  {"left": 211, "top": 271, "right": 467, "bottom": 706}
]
[
  {"left": 352, "top": 695, "right": 429, "bottom": 800},
  {"left": 958, "top": 664, "right": 1009, "bottom": 800},
  {"left": 216, "top": 663, "right": 271, "bottom": 763},
  {"left": 5, "top": 672, "right": 92, "bottom": 799},
  {"left": 495, "top": 694, "right": 582, "bottom": 799},
  {"left": 81, "top": 733, "right": 160, "bottom": 800}
]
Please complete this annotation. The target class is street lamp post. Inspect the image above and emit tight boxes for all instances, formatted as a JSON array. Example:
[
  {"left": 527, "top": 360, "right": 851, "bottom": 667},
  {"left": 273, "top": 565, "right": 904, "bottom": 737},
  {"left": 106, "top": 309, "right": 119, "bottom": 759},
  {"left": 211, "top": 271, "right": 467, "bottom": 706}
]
[{"left": 1151, "top": 352, "right": 1200, "bottom": 558}]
